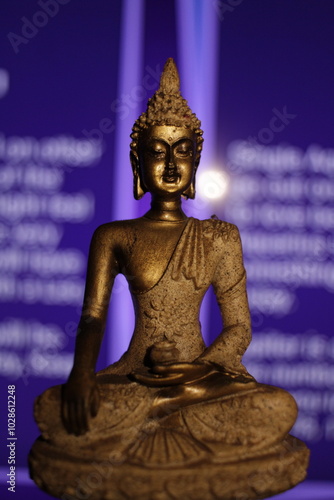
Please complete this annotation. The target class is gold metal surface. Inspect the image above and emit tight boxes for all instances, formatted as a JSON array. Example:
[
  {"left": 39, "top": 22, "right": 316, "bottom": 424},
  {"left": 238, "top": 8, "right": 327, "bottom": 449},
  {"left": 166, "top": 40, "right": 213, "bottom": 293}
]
[{"left": 30, "top": 58, "right": 309, "bottom": 500}]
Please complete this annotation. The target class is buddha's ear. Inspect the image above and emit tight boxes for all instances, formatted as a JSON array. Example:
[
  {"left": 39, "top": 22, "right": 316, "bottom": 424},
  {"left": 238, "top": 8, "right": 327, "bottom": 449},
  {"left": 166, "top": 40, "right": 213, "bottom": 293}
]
[
  {"left": 130, "top": 151, "right": 146, "bottom": 200},
  {"left": 182, "top": 178, "right": 196, "bottom": 199},
  {"left": 130, "top": 151, "right": 138, "bottom": 171}
]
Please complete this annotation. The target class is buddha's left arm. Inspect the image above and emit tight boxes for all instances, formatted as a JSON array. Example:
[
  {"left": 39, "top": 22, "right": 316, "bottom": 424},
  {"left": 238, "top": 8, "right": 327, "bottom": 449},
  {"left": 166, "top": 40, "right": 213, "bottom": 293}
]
[{"left": 197, "top": 224, "right": 252, "bottom": 375}]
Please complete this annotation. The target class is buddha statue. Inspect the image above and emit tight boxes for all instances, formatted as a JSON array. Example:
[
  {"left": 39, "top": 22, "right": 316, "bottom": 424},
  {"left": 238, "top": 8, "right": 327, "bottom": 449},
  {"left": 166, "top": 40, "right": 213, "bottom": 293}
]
[{"left": 29, "top": 59, "right": 309, "bottom": 500}]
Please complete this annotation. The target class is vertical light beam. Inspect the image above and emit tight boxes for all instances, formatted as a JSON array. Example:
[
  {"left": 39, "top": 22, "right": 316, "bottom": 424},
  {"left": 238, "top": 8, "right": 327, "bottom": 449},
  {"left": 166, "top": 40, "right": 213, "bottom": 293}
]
[
  {"left": 107, "top": 0, "right": 145, "bottom": 364},
  {"left": 176, "top": 0, "right": 220, "bottom": 345}
]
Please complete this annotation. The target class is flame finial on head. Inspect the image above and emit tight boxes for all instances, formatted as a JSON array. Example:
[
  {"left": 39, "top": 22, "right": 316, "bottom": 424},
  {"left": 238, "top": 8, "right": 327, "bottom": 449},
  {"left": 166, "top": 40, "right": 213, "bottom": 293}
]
[{"left": 158, "top": 58, "right": 180, "bottom": 95}]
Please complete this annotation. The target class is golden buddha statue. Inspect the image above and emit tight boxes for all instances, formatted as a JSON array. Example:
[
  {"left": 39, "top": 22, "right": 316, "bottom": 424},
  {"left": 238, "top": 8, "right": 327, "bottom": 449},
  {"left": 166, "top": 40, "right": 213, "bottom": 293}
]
[{"left": 30, "top": 59, "right": 309, "bottom": 500}]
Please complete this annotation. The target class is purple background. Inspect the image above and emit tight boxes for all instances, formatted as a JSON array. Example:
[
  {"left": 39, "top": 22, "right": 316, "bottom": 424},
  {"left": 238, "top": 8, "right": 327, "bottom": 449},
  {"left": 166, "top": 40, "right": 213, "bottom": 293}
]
[{"left": 0, "top": 1, "right": 333, "bottom": 498}]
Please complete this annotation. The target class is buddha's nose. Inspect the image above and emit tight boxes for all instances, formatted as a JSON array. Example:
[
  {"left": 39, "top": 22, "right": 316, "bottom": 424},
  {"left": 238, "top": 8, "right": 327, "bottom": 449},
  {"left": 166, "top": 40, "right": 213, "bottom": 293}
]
[{"left": 167, "top": 161, "right": 176, "bottom": 171}]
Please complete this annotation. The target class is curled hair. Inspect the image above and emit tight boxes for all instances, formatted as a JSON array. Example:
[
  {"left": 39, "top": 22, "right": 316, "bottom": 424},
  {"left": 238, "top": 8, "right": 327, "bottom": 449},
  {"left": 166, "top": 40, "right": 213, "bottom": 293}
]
[{"left": 130, "top": 58, "right": 204, "bottom": 164}]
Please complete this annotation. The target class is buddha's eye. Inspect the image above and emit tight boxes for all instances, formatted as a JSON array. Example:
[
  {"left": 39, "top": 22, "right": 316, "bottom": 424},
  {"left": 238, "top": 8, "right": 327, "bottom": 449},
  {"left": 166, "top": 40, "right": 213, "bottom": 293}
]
[
  {"left": 175, "top": 147, "right": 193, "bottom": 157},
  {"left": 148, "top": 148, "right": 166, "bottom": 158}
]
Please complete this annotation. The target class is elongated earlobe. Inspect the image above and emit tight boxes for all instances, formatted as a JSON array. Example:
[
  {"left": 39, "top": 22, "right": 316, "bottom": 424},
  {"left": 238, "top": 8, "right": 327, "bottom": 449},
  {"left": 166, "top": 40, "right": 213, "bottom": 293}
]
[
  {"left": 134, "top": 171, "right": 146, "bottom": 200},
  {"left": 182, "top": 179, "right": 196, "bottom": 199},
  {"left": 130, "top": 152, "right": 146, "bottom": 200}
]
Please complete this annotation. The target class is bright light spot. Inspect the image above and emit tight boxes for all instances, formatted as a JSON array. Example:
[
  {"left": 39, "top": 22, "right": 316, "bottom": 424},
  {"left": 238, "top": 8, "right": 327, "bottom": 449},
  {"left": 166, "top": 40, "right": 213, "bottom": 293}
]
[
  {"left": 0, "top": 69, "right": 9, "bottom": 99},
  {"left": 197, "top": 170, "right": 229, "bottom": 200}
]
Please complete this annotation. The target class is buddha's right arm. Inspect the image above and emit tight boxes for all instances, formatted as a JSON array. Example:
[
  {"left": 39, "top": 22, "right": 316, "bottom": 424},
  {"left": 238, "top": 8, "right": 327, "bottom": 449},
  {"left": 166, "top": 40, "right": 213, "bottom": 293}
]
[
  {"left": 70, "top": 224, "right": 118, "bottom": 376},
  {"left": 62, "top": 225, "right": 118, "bottom": 434}
]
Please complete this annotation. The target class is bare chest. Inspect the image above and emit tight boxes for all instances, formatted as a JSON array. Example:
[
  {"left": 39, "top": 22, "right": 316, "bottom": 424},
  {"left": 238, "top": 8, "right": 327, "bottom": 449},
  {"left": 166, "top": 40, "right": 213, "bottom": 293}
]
[{"left": 119, "top": 221, "right": 187, "bottom": 292}]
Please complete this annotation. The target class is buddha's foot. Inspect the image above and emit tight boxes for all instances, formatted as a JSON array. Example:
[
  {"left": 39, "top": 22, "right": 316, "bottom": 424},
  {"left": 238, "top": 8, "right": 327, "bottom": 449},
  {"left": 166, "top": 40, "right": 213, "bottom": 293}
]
[{"left": 180, "top": 383, "right": 297, "bottom": 456}]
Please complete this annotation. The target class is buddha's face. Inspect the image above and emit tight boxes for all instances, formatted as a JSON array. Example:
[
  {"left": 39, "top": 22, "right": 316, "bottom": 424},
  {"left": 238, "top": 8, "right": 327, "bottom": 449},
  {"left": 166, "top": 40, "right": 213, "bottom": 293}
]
[{"left": 138, "top": 125, "right": 196, "bottom": 198}]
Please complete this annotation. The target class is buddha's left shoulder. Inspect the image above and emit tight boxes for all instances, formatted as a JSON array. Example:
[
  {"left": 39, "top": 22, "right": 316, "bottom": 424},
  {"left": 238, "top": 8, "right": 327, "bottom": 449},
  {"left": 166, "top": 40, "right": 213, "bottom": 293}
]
[{"left": 198, "top": 216, "right": 241, "bottom": 244}]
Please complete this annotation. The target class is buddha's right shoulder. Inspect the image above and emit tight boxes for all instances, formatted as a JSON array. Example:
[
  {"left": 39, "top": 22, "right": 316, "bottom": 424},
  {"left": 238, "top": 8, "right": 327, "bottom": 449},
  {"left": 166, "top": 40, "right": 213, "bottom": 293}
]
[{"left": 91, "top": 219, "right": 138, "bottom": 243}]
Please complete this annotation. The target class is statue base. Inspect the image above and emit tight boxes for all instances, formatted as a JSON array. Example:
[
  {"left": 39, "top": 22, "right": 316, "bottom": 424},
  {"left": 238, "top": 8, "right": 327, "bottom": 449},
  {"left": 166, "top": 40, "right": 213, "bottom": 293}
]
[{"left": 29, "top": 435, "right": 309, "bottom": 500}]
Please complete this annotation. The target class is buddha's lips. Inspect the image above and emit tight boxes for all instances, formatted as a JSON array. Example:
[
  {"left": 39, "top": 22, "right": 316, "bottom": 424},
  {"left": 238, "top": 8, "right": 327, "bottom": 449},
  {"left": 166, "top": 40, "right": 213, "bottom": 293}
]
[{"left": 163, "top": 173, "right": 180, "bottom": 183}]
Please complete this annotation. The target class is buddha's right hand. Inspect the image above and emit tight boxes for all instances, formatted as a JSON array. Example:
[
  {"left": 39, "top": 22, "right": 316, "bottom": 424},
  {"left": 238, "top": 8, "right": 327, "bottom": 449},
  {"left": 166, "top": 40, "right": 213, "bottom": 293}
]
[{"left": 61, "top": 371, "right": 100, "bottom": 436}]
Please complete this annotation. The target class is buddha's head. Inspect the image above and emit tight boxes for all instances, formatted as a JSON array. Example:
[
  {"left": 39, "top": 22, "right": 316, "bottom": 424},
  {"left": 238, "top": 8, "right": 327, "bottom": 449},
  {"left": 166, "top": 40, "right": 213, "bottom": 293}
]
[{"left": 130, "top": 58, "right": 203, "bottom": 200}]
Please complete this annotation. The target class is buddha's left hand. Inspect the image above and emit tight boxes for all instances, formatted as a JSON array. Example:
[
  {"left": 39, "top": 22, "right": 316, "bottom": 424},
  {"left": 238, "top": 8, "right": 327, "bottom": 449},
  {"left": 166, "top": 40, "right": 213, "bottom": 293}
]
[{"left": 133, "top": 361, "right": 214, "bottom": 386}]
